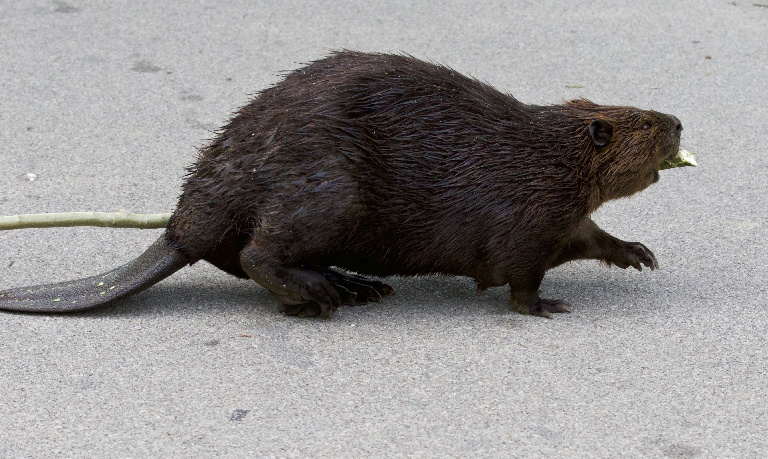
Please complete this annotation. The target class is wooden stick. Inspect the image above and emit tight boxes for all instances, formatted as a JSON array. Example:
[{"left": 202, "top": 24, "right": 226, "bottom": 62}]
[{"left": 0, "top": 212, "right": 171, "bottom": 230}]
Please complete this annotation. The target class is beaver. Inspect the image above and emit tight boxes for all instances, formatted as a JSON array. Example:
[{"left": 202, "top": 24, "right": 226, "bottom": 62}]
[{"left": 0, "top": 50, "right": 683, "bottom": 318}]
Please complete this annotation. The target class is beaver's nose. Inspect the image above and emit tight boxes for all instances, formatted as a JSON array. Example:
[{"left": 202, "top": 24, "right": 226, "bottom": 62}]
[{"left": 669, "top": 115, "right": 683, "bottom": 132}]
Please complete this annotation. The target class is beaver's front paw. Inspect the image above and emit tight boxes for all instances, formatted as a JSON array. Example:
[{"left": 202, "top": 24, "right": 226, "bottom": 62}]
[
  {"left": 510, "top": 294, "right": 572, "bottom": 319},
  {"left": 615, "top": 242, "right": 658, "bottom": 271}
]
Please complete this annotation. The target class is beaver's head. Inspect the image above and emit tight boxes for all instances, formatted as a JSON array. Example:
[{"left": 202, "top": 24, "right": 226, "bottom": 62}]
[{"left": 566, "top": 99, "right": 683, "bottom": 202}]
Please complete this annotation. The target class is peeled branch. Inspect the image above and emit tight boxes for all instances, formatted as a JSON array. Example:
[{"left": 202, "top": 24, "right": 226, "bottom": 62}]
[
  {"left": 660, "top": 148, "right": 697, "bottom": 170},
  {"left": 0, "top": 212, "right": 171, "bottom": 231}
]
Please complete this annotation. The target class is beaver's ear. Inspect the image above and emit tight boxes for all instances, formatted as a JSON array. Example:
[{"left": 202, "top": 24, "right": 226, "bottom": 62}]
[{"left": 589, "top": 119, "right": 613, "bottom": 147}]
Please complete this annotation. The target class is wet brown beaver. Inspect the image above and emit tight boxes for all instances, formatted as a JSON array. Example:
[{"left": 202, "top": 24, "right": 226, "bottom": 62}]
[{"left": 0, "top": 50, "right": 683, "bottom": 318}]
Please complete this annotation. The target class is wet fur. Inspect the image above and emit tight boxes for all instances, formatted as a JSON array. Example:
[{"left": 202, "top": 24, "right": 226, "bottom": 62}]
[{"left": 0, "top": 51, "right": 682, "bottom": 318}]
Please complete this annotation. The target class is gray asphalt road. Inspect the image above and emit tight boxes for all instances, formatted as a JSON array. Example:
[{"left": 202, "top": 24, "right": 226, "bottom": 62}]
[{"left": 1, "top": 1, "right": 766, "bottom": 457}]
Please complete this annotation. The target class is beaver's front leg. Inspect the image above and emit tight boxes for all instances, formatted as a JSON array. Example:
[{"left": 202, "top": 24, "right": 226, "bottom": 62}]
[
  {"left": 507, "top": 268, "right": 572, "bottom": 319},
  {"left": 550, "top": 218, "right": 658, "bottom": 271}
]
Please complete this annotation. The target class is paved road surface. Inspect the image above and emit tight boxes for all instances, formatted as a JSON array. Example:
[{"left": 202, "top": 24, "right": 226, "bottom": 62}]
[{"left": 1, "top": 1, "right": 766, "bottom": 456}]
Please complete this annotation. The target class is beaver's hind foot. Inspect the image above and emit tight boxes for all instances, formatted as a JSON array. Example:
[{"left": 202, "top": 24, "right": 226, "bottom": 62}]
[
  {"left": 275, "top": 269, "right": 395, "bottom": 318},
  {"left": 322, "top": 267, "right": 395, "bottom": 306}
]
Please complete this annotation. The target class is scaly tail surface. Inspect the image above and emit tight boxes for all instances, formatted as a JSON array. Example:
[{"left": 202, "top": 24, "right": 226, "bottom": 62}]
[{"left": 0, "top": 234, "right": 187, "bottom": 312}]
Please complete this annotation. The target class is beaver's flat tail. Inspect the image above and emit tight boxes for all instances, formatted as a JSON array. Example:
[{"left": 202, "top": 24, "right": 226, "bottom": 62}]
[{"left": 0, "top": 234, "right": 187, "bottom": 312}]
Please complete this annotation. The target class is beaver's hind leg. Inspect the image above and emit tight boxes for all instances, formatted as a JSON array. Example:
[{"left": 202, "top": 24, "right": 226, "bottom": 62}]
[
  {"left": 239, "top": 242, "right": 340, "bottom": 318},
  {"left": 322, "top": 267, "right": 395, "bottom": 306}
]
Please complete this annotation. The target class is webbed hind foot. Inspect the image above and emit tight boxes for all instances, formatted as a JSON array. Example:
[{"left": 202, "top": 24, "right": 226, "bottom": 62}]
[{"left": 322, "top": 267, "right": 395, "bottom": 306}]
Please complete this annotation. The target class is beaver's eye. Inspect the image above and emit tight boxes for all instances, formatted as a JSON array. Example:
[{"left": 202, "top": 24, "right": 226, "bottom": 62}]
[{"left": 642, "top": 123, "right": 651, "bottom": 130}]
